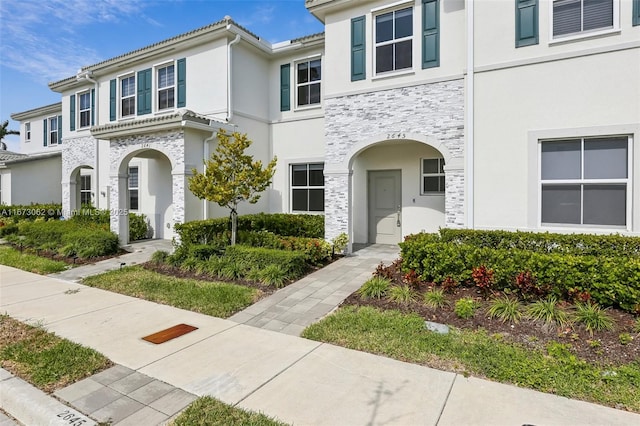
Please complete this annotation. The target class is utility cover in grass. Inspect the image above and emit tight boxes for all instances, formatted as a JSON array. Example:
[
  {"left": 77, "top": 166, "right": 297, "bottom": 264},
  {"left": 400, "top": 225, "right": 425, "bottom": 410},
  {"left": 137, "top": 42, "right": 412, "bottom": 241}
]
[{"left": 425, "top": 321, "right": 449, "bottom": 334}]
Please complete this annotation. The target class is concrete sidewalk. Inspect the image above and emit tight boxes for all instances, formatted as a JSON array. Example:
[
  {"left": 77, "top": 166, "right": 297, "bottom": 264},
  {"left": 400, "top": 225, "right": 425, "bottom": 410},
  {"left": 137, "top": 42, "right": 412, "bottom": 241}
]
[{"left": 1, "top": 265, "right": 638, "bottom": 425}]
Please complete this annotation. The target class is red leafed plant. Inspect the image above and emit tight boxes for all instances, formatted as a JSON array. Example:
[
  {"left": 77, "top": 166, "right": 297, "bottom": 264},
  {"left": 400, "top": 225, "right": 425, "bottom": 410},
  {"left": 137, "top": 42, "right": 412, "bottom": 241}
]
[
  {"left": 472, "top": 265, "right": 495, "bottom": 298},
  {"left": 441, "top": 276, "right": 458, "bottom": 293},
  {"left": 402, "top": 269, "right": 421, "bottom": 289}
]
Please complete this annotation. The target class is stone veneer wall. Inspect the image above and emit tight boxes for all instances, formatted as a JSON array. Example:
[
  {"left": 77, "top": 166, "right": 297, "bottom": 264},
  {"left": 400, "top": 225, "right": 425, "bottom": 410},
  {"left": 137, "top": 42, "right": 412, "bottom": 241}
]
[
  {"left": 324, "top": 79, "right": 465, "bottom": 241},
  {"left": 109, "top": 130, "right": 185, "bottom": 241},
  {"left": 61, "top": 136, "right": 97, "bottom": 216}
]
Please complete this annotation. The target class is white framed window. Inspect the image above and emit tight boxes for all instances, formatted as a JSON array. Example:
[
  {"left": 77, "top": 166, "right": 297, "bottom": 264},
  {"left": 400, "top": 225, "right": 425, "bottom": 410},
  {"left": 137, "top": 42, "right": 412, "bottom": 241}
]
[
  {"left": 291, "top": 163, "right": 324, "bottom": 212},
  {"left": 540, "top": 136, "right": 629, "bottom": 227},
  {"left": 79, "top": 91, "right": 91, "bottom": 128},
  {"left": 48, "top": 116, "right": 59, "bottom": 145},
  {"left": 128, "top": 166, "right": 139, "bottom": 211},
  {"left": 121, "top": 75, "right": 136, "bottom": 117},
  {"left": 551, "top": 0, "right": 617, "bottom": 39},
  {"left": 157, "top": 64, "right": 175, "bottom": 110},
  {"left": 25, "top": 122, "right": 31, "bottom": 142},
  {"left": 80, "top": 175, "right": 92, "bottom": 206},
  {"left": 296, "top": 59, "right": 321, "bottom": 107},
  {"left": 421, "top": 158, "right": 445, "bottom": 194},
  {"left": 375, "top": 6, "right": 413, "bottom": 74}
]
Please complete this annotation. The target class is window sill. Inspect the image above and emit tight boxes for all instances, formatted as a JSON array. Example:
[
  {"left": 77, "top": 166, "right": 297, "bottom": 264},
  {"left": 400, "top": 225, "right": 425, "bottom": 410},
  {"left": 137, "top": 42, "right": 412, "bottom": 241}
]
[
  {"left": 154, "top": 108, "right": 175, "bottom": 116},
  {"left": 540, "top": 223, "right": 629, "bottom": 232},
  {"left": 420, "top": 193, "right": 445, "bottom": 197},
  {"left": 548, "top": 28, "right": 621, "bottom": 46},
  {"left": 291, "top": 210, "right": 325, "bottom": 215},
  {"left": 372, "top": 69, "right": 415, "bottom": 82},
  {"left": 293, "top": 104, "right": 322, "bottom": 112}
]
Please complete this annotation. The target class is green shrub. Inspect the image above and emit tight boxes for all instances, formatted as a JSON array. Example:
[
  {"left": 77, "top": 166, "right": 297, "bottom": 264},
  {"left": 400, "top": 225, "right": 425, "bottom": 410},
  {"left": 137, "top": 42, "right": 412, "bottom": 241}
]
[
  {"left": 219, "top": 260, "right": 246, "bottom": 280},
  {"left": 332, "top": 233, "right": 349, "bottom": 254},
  {"left": 259, "top": 265, "right": 288, "bottom": 288},
  {"left": 0, "top": 203, "right": 63, "bottom": 221},
  {"left": 358, "top": 277, "right": 391, "bottom": 299},
  {"left": 150, "top": 250, "right": 169, "bottom": 265},
  {"left": 222, "top": 245, "right": 308, "bottom": 279},
  {"left": 399, "top": 237, "right": 640, "bottom": 312},
  {"left": 619, "top": 332, "right": 633, "bottom": 345},
  {"left": 128, "top": 213, "right": 149, "bottom": 241},
  {"left": 388, "top": 285, "right": 416, "bottom": 305},
  {"left": 60, "top": 229, "right": 119, "bottom": 259},
  {"left": 526, "top": 296, "right": 571, "bottom": 328},
  {"left": 188, "top": 244, "right": 224, "bottom": 261},
  {"left": 0, "top": 223, "right": 19, "bottom": 237},
  {"left": 454, "top": 298, "right": 479, "bottom": 319},
  {"left": 487, "top": 296, "right": 523, "bottom": 323},
  {"left": 68, "top": 207, "right": 110, "bottom": 226},
  {"left": 574, "top": 303, "right": 615, "bottom": 335},
  {"left": 423, "top": 288, "right": 447, "bottom": 308}
]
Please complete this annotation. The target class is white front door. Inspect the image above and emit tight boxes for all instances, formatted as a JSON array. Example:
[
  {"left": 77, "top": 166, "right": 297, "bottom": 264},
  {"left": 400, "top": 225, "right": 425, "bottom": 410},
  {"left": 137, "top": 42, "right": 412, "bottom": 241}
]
[{"left": 368, "top": 170, "right": 402, "bottom": 244}]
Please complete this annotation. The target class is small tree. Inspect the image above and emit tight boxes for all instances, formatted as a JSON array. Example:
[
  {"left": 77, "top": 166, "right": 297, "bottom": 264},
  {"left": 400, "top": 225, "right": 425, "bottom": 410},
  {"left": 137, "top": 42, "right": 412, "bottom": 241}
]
[
  {"left": 0, "top": 120, "right": 19, "bottom": 148},
  {"left": 189, "top": 130, "right": 277, "bottom": 245}
]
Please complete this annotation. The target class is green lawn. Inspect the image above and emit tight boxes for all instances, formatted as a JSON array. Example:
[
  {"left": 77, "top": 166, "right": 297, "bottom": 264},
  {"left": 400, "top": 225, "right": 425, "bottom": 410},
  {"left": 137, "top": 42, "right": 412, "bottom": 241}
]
[
  {"left": 172, "top": 396, "right": 288, "bottom": 426},
  {"left": 302, "top": 306, "right": 640, "bottom": 412},
  {"left": 82, "top": 266, "right": 260, "bottom": 318},
  {"left": 0, "top": 245, "right": 67, "bottom": 274},
  {"left": 0, "top": 315, "right": 111, "bottom": 393}
]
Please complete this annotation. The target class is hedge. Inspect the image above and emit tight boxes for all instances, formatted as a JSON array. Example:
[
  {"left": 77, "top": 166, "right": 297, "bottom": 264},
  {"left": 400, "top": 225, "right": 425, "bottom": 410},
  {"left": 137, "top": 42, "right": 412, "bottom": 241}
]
[
  {"left": 400, "top": 233, "right": 640, "bottom": 312},
  {"left": 175, "top": 213, "right": 324, "bottom": 245},
  {"left": 222, "top": 245, "right": 308, "bottom": 278},
  {"left": 438, "top": 228, "right": 640, "bottom": 258}
]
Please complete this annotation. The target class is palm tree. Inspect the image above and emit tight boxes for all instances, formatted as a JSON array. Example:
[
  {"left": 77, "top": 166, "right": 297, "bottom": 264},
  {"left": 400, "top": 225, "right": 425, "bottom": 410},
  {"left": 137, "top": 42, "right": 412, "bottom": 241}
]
[{"left": 0, "top": 120, "right": 19, "bottom": 150}]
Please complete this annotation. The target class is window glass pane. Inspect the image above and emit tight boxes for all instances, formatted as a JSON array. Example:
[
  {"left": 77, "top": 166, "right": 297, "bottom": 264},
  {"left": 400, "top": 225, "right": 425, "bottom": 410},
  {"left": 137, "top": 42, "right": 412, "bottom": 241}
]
[
  {"left": 439, "top": 159, "right": 445, "bottom": 173},
  {"left": 81, "top": 175, "right": 91, "bottom": 190},
  {"left": 292, "top": 165, "right": 307, "bottom": 186},
  {"left": 423, "top": 159, "right": 439, "bottom": 174},
  {"left": 395, "top": 7, "right": 413, "bottom": 38},
  {"left": 298, "top": 85, "right": 309, "bottom": 106},
  {"left": 49, "top": 118, "right": 57, "bottom": 131},
  {"left": 80, "top": 111, "right": 90, "bottom": 128},
  {"left": 80, "top": 93, "right": 90, "bottom": 110},
  {"left": 130, "top": 190, "right": 139, "bottom": 210},
  {"left": 553, "top": 0, "right": 582, "bottom": 36},
  {"left": 541, "top": 140, "right": 581, "bottom": 180},
  {"left": 292, "top": 189, "right": 308, "bottom": 211},
  {"left": 122, "top": 97, "right": 135, "bottom": 116},
  {"left": 584, "top": 137, "right": 627, "bottom": 179},
  {"left": 394, "top": 40, "right": 412, "bottom": 70},
  {"left": 583, "top": 0, "right": 613, "bottom": 31},
  {"left": 376, "top": 44, "right": 393, "bottom": 73},
  {"left": 583, "top": 184, "right": 626, "bottom": 226},
  {"left": 309, "top": 164, "right": 324, "bottom": 186},
  {"left": 297, "top": 62, "right": 309, "bottom": 84},
  {"left": 309, "top": 60, "right": 321, "bottom": 81},
  {"left": 541, "top": 184, "right": 581, "bottom": 224},
  {"left": 308, "top": 189, "right": 324, "bottom": 211},
  {"left": 309, "top": 83, "right": 321, "bottom": 104},
  {"left": 423, "top": 176, "right": 440, "bottom": 192},
  {"left": 438, "top": 176, "right": 445, "bottom": 192},
  {"left": 376, "top": 12, "right": 393, "bottom": 43},
  {"left": 129, "top": 167, "right": 138, "bottom": 188}
]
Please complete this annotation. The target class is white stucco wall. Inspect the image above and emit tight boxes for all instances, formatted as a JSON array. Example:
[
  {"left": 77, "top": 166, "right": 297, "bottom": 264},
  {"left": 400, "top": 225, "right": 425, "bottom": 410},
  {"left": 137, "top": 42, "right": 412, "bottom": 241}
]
[
  {"left": 4, "top": 156, "right": 62, "bottom": 205},
  {"left": 323, "top": 0, "right": 466, "bottom": 98},
  {"left": 17, "top": 112, "right": 63, "bottom": 156},
  {"left": 473, "top": 47, "right": 640, "bottom": 233},
  {"left": 351, "top": 141, "right": 445, "bottom": 243}
]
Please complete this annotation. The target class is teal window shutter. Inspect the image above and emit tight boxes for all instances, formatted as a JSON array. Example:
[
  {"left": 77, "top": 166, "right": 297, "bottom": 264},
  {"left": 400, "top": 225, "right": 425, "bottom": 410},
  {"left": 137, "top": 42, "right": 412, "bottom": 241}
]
[
  {"left": 422, "top": 0, "right": 440, "bottom": 69},
  {"left": 70, "top": 94, "right": 76, "bottom": 131},
  {"left": 58, "top": 115, "right": 62, "bottom": 142},
  {"left": 634, "top": 0, "right": 640, "bottom": 26},
  {"left": 91, "top": 89, "right": 95, "bottom": 126},
  {"left": 43, "top": 119, "right": 47, "bottom": 146},
  {"left": 109, "top": 79, "right": 117, "bottom": 121},
  {"left": 280, "top": 64, "right": 290, "bottom": 112},
  {"left": 177, "top": 58, "right": 186, "bottom": 108},
  {"left": 137, "top": 68, "right": 152, "bottom": 115},
  {"left": 351, "top": 16, "right": 366, "bottom": 81},
  {"left": 515, "top": 0, "right": 538, "bottom": 47}
]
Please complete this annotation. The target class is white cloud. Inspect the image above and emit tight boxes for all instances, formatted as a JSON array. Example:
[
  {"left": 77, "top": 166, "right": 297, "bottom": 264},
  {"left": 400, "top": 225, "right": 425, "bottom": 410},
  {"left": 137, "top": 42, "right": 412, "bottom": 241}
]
[{"left": 0, "top": 0, "right": 148, "bottom": 84}]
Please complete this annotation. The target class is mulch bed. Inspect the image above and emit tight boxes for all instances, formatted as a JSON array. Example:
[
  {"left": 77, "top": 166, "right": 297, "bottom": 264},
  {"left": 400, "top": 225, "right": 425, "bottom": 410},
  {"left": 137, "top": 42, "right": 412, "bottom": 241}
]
[
  {"left": 10, "top": 244, "right": 128, "bottom": 266},
  {"left": 343, "top": 260, "right": 639, "bottom": 367}
]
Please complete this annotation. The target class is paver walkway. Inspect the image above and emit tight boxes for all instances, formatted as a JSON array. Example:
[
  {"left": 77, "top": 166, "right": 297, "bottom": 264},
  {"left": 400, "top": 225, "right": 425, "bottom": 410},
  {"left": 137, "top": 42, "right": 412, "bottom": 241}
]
[{"left": 229, "top": 244, "right": 400, "bottom": 335}]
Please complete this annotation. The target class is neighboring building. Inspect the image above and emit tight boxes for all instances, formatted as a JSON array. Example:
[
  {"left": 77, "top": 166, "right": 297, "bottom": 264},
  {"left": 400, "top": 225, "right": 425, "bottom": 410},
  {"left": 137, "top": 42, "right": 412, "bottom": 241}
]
[
  {"left": 9, "top": 1, "right": 640, "bottom": 248},
  {"left": 2, "top": 104, "right": 63, "bottom": 205}
]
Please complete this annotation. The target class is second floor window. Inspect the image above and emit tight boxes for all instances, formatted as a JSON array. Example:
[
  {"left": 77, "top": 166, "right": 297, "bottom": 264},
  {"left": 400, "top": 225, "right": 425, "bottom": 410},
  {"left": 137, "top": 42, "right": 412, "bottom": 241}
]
[
  {"left": 157, "top": 64, "right": 175, "bottom": 110},
  {"left": 25, "top": 122, "right": 31, "bottom": 142},
  {"left": 121, "top": 75, "right": 136, "bottom": 117},
  {"left": 48, "top": 116, "right": 59, "bottom": 145},
  {"left": 552, "top": 0, "right": 614, "bottom": 38},
  {"left": 297, "top": 59, "right": 321, "bottom": 107},
  {"left": 79, "top": 92, "right": 91, "bottom": 128},
  {"left": 375, "top": 7, "right": 413, "bottom": 74}
]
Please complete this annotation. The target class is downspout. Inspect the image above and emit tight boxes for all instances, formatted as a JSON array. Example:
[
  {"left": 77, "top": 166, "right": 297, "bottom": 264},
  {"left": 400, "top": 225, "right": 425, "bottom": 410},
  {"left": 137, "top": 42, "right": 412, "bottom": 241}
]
[
  {"left": 226, "top": 27, "right": 242, "bottom": 123},
  {"left": 466, "top": 0, "right": 475, "bottom": 229},
  {"left": 77, "top": 71, "right": 100, "bottom": 209}
]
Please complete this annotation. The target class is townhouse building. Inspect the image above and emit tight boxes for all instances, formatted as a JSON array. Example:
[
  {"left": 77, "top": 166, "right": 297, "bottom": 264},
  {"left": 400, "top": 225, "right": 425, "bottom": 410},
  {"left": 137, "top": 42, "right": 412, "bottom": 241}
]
[{"left": 7, "top": 0, "right": 640, "bottom": 249}]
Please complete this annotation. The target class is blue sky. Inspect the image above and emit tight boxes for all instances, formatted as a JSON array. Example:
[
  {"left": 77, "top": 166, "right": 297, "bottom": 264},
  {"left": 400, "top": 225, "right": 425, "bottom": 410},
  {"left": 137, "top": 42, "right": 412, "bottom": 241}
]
[{"left": 0, "top": 0, "right": 324, "bottom": 151}]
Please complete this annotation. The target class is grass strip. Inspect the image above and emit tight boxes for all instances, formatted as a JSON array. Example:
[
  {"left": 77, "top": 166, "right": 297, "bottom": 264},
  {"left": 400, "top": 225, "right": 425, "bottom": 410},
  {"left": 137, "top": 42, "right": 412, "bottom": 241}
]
[
  {"left": 172, "top": 396, "right": 288, "bottom": 426},
  {"left": 0, "top": 246, "right": 67, "bottom": 274},
  {"left": 82, "top": 266, "right": 259, "bottom": 318},
  {"left": 0, "top": 315, "right": 111, "bottom": 393},
  {"left": 302, "top": 306, "right": 640, "bottom": 412}
]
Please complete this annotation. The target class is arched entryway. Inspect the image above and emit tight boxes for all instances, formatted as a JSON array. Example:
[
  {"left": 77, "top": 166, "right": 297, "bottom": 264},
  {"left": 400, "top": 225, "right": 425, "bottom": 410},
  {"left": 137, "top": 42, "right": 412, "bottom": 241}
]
[{"left": 324, "top": 133, "right": 464, "bottom": 250}]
